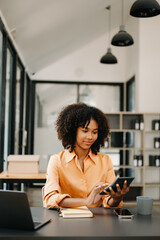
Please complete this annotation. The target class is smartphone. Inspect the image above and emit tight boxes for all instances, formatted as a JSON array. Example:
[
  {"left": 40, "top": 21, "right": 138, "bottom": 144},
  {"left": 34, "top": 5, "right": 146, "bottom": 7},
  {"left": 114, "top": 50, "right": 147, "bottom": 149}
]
[
  {"left": 114, "top": 208, "right": 134, "bottom": 219},
  {"left": 99, "top": 177, "right": 134, "bottom": 195}
]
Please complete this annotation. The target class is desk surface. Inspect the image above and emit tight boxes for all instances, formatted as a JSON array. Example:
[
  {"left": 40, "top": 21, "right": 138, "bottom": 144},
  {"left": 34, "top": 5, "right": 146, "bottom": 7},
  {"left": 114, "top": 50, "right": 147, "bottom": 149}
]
[
  {"left": 0, "top": 171, "right": 46, "bottom": 179},
  {"left": 0, "top": 207, "right": 160, "bottom": 240}
]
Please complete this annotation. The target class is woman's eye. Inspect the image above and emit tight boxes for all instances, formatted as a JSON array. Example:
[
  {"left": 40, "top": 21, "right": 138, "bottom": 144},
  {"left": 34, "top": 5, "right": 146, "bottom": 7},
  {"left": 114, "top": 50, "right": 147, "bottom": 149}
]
[
  {"left": 93, "top": 132, "right": 98, "bottom": 135},
  {"left": 82, "top": 130, "right": 88, "bottom": 133}
]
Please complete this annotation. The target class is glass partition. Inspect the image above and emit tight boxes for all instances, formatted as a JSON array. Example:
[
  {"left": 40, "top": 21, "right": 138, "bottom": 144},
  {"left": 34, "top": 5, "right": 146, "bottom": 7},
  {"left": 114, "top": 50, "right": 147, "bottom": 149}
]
[
  {"left": 3, "top": 48, "right": 13, "bottom": 170},
  {"left": 126, "top": 77, "right": 135, "bottom": 111},
  {"left": 34, "top": 83, "right": 78, "bottom": 171},
  {"left": 0, "top": 31, "right": 3, "bottom": 118},
  {"left": 0, "top": 31, "right": 3, "bottom": 171},
  {"left": 35, "top": 83, "right": 78, "bottom": 128},
  {"left": 0, "top": 20, "right": 30, "bottom": 172},
  {"left": 24, "top": 76, "right": 31, "bottom": 154},
  {"left": 14, "top": 65, "right": 21, "bottom": 154},
  {"left": 0, "top": 30, "right": 2, "bottom": 86},
  {"left": 79, "top": 84, "right": 121, "bottom": 112},
  {"left": 34, "top": 82, "right": 123, "bottom": 172}
]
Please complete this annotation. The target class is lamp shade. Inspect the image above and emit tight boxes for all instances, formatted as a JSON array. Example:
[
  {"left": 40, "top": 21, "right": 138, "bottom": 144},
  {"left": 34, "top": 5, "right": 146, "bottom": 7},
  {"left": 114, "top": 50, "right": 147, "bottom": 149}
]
[
  {"left": 111, "top": 25, "right": 134, "bottom": 47},
  {"left": 100, "top": 48, "right": 118, "bottom": 64},
  {"left": 130, "top": 0, "right": 160, "bottom": 17}
]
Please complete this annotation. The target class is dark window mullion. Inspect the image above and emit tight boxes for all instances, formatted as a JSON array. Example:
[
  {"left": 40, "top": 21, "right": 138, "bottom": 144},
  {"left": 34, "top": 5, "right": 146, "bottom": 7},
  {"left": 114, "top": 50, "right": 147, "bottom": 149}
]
[
  {"left": 120, "top": 83, "right": 124, "bottom": 111},
  {"left": 29, "top": 81, "right": 35, "bottom": 154},
  {"left": 8, "top": 44, "right": 17, "bottom": 154},
  {"left": 0, "top": 27, "right": 7, "bottom": 172},
  {"left": 18, "top": 63, "right": 25, "bottom": 154},
  {"left": 25, "top": 75, "right": 31, "bottom": 154}
]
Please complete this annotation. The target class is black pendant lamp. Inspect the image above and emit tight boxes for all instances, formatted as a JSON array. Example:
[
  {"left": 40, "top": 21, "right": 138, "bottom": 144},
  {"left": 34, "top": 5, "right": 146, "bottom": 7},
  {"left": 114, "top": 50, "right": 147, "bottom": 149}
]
[
  {"left": 130, "top": 0, "right": 160, "bottom": 18},
  {"left": 111, "top": 25, "right": 134, "bottom": 46},
  {"left": 100, "top": 6, "right": 118, "bottom": 64},
  {"left": 100, "top": 48, "right": 117, "bottom": 64},
  {"left": 111, "top": 0, "right": 134, "bottom": 47}
]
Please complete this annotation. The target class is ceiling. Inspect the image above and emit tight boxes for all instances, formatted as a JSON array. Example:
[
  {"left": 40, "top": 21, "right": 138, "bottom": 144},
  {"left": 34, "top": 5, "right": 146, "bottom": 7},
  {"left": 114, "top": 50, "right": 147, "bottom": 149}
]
[{"left": 0, "top": 0, "right": 135, "bottom": 76}]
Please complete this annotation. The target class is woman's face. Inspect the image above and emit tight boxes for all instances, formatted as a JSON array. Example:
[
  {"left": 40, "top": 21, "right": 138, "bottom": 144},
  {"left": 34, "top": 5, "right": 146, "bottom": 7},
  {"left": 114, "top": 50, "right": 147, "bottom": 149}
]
[{"left": 75, "top": 119, "right": 98, "bottom": 151}]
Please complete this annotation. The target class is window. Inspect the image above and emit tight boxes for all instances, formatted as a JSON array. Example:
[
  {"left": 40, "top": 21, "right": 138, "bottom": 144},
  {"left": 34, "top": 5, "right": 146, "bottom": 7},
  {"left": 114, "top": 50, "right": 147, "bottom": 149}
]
[
  {"left": 79, "top": 84, "right": 121, "bottom": 112},
  {"left": 126, "top": 76, "right": 135, "bottom": 112},
  {"left": 33, "top": 81, "right": 123, "bottom": 172},
  {"left": 3, "top": 48, "right": 14, "bottom": 170}
]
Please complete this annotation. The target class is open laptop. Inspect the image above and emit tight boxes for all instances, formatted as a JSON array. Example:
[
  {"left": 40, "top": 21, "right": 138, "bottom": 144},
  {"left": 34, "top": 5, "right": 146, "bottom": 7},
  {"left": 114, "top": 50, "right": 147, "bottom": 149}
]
[{"left": 0, "top": 190, "right": 51, "bottom": 231}]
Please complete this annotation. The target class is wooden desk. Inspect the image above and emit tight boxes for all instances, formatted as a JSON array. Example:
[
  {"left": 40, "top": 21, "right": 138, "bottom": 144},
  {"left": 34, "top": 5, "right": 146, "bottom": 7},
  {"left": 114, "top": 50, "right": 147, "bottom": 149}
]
[
  {"left": 0, "top": 207, "right": 160, "bottom": 239},
  {"left": 0, "top": 171, "right": 46, "bottom": 190}
]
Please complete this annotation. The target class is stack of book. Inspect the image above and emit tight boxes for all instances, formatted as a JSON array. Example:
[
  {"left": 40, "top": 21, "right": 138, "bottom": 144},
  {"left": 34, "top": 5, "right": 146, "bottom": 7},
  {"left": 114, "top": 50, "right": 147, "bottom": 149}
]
[{"left": 58, "top": 206, "right": 93, "bottom": 218}]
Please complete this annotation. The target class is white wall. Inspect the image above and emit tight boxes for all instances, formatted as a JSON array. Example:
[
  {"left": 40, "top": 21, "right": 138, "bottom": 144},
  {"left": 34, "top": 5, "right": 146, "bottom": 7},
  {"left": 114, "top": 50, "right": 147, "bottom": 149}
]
[
  {"left": 137, "top": 17, "right": 160, "bottom": 112},
  {"left": 34, "top": 33, "right": 126, "bottom": 82},
  {"left": 125, "top": 16, "right": 139, "bottom": 82},
  {"left": 34, "top": 15, "right": 160, "bottom": 113},
  {"left": 33, "top": 16, "right": 139, "bottom": 87}
]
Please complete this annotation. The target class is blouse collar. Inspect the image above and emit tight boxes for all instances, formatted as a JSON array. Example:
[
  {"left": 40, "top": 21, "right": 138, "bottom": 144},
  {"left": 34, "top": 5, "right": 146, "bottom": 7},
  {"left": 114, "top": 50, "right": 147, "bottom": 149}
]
[{"left": 65, "top": 148, "right": 98, "bottom": 164}]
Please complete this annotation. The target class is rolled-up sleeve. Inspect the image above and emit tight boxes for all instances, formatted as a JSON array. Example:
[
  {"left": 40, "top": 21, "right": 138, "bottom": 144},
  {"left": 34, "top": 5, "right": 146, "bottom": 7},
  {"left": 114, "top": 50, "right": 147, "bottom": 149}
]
[{"left": 42, "top": 155, "right": 71, "bottom": 209}]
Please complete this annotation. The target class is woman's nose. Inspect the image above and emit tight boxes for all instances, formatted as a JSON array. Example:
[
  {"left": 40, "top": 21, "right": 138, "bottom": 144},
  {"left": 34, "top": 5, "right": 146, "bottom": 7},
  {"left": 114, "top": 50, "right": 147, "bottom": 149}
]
[{"left": 87, "top": 132, "right": 92, "bottom": 139}]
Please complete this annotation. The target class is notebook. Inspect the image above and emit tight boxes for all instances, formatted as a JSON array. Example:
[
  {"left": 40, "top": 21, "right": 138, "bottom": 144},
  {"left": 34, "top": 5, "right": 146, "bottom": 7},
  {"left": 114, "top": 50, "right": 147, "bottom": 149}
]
[
  {"left": 0, "top": 190, "right": 51, "bottom": 231},
  {"left": 59, "top": 206, "right": 93, "bottom": 218}
]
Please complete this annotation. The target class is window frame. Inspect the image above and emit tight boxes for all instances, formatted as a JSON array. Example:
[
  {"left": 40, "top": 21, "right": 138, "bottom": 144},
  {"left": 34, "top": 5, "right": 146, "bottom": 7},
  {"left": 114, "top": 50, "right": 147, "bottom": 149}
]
[
  {"left": 0, "top": 18, "right": 31, "bottom": 172},
  {"left": 30, "top": 80, "right": 124, "bottom": 153}
]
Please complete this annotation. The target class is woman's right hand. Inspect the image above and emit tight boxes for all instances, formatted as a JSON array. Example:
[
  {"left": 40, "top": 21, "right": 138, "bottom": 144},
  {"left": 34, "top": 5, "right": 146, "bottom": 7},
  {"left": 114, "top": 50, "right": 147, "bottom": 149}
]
[{"left": 85, "top": 182, "right": 109, "bottom": 206}]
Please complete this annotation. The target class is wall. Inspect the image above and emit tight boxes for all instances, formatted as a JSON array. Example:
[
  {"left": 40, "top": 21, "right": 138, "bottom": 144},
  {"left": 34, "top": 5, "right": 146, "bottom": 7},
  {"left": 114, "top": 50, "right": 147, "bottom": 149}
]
[
  {"left": 34, "top": 15, "right": 160, "bottom": 113},
  {"left": 34, "top": 33, "right": 126, "bottom": 82},
  {"left": 33, "top": 17, "right": 138, "bottom": 83},
  {"left": 125, "top": 16, "right": 139, "bottom": 82},
  {"left": 137, "top": 16, "right": 160, "bottom": 112}
]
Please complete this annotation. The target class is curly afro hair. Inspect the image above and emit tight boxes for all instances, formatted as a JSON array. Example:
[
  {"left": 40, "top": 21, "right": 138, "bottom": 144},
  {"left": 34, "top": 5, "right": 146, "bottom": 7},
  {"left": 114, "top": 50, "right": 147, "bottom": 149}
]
[{"left": 56, "top": 102, "right": 110, "bottom": 154}]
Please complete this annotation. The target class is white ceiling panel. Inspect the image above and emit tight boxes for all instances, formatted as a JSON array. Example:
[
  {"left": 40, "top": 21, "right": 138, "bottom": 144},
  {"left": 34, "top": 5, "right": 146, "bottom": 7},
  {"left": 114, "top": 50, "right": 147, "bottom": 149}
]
[{"left": 0, "top": 0, "right": 135, "bottom": 75}]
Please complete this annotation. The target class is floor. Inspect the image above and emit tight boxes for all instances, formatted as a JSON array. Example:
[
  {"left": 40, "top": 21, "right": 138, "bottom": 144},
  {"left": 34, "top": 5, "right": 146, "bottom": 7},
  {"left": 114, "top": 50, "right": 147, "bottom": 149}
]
[{"left": 27, "top": 187, "right": 160, "bottom": 213}]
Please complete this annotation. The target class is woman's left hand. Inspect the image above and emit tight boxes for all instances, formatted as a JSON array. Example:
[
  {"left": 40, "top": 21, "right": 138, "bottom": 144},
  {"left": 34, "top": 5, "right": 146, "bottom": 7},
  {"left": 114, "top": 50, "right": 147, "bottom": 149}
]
[{"left": 105, "top": 180, "right": 130, "bottom": 204}]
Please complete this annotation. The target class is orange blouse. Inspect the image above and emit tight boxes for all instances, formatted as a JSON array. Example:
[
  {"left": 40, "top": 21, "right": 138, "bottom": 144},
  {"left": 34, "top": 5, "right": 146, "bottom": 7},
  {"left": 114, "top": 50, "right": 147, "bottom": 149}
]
[{"left": 43, "top": 149, "right": 123, "bottom": 209}]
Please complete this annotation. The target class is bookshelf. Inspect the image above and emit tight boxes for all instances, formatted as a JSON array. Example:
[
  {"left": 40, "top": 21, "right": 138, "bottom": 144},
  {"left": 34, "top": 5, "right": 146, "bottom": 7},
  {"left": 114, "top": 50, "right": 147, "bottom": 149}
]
[{"left": 101, "top": 112, "right": 160, "bottom": 205}]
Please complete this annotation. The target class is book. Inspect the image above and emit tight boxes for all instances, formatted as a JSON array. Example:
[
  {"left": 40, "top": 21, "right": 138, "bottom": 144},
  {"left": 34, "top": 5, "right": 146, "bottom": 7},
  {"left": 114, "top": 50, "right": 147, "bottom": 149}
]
[{"left": 59, "top": 206, "right": 93, "bottom": 218}]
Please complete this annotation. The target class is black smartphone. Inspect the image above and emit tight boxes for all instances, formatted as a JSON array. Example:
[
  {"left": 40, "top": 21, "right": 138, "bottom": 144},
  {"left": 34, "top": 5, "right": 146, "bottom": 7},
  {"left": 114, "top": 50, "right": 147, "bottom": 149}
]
[
  {"left": 114, "top": 208, "right": 134, "bottom": 219},
  {"left": 99, "top": 177, "right": 134, "bottom": 195}
]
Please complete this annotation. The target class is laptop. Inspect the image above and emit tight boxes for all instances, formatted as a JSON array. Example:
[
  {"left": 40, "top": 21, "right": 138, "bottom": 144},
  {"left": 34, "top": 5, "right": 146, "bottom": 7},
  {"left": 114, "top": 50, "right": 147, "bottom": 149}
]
[{"left": 0, "top": 190, "right": 51, "bottom": 231}]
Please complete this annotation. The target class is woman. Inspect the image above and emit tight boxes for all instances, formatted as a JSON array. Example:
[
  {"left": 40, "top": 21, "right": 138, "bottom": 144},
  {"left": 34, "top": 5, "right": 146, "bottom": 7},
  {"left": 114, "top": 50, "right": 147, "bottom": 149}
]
[{"left": 43, "top": 103, "right": 130, "bottom": 209}]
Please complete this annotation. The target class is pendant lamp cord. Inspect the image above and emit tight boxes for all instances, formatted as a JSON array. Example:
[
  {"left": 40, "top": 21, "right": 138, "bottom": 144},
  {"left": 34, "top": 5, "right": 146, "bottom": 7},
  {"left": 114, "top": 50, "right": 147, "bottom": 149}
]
[
  {"left": 106, "top": 5, "right": 111, "bottom": 47},
  {"left": 122, "top": 0, "right": 124, "bottom": 25}
]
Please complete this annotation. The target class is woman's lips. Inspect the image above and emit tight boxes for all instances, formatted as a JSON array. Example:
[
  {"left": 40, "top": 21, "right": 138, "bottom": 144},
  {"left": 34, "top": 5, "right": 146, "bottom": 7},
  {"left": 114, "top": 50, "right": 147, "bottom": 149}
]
[{"left": 84, "top": 141, "right": 93, "bottom": 145}]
